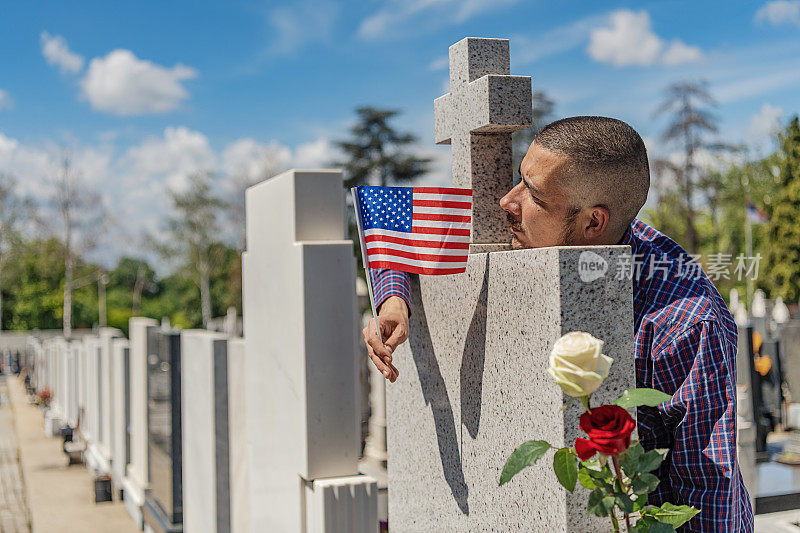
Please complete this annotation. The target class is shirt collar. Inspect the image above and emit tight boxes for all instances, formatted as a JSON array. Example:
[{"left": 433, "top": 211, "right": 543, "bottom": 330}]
[{"left": 619, "top": 221, "right": 635, "bottom": 247}]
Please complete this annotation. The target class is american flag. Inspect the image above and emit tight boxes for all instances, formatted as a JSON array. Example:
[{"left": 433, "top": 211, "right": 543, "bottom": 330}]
[{"left": 354, "top": 186, "right": 472, "bottom": 275}]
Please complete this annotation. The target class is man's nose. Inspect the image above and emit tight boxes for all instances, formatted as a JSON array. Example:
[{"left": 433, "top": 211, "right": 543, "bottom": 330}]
[{"left": 499, "top": 184, "right": 521, "bottom": 215}]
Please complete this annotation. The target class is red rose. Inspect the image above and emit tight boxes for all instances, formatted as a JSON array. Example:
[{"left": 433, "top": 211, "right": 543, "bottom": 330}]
[{"left": 574, "top": 405, "right": 636, "bottom": 461}]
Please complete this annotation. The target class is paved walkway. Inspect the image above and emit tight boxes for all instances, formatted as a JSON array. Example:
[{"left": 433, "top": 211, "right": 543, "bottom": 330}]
[
  {"left": 0, "top": 376, "right": 30, "bottom": 532},
  {"left": 4, "top": 375, "right": 138, "bottom": 533}
]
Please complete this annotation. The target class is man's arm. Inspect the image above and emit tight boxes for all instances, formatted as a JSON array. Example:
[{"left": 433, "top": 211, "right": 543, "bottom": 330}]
[
  {"left": 647, "top": 320, "right": 751, "bottom": 532},
  {"left": 362, "top": 269, "right": 411, "bottom": 382}
]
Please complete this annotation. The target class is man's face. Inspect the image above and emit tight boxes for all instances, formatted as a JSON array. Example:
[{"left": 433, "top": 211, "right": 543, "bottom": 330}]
[{"left": 500, "top": 143, "right": 576, "bottom": 249}]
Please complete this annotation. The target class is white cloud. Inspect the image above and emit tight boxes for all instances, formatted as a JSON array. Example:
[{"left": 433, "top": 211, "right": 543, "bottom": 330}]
[
  {"left": 123, "top": 126, "right": 215, "bottom": 191},
  {"left": 267, "top": 1, "right": 338, "bottom": 55},
  {"left": 0, "top": 89, "right": 12, "bottom": 111},
  {"left": 358, "top": 0, "right": 518, "bottom": 40},
  {"left": 40, "top": 31, "right": 85, "bottom": 74},
  {"left": 513, "top": 14, "right": 608, "bottom": 65},
  {"left": 294, "top": 138, "right": 341, "bottom": 169},
  {"left": 661, "top": 41, "right": 703, "bottom": 66},
  {"left": 221, "top": 138, "right": 292, "bottom": 184},
  {"left": 749, "top": 103, "right": 784, "bottom": 141},
  {"left": 755, "top": 1, "right": 800, "bottom": 28},
  {"left": 587, "top": 10, "right": 702, "bottom": 67},
  {"left": 428, "top": 55, "right": 448, "bottom": 71},
  {"left": 80, "top": 49, "right": 197, "bottom": 115}
]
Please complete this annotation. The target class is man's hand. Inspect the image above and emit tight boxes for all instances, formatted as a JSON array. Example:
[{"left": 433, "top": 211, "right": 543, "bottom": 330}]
[{"left": 363, "top": 296, "right": 409, "bottom": 383}]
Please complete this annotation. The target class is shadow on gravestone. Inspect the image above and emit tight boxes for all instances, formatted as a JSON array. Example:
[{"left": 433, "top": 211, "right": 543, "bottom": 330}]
[
  {"left": 408, "top": 275, "right": 470, "bottom": 515},
  {"left": 460, "top": 254, "right": 489, "bottom": 440}
]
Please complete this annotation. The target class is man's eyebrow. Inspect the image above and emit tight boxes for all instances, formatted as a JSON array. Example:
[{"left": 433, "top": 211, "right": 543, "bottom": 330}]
[{"left": 521, "top": 173, "right": 545, "bottom": 198}]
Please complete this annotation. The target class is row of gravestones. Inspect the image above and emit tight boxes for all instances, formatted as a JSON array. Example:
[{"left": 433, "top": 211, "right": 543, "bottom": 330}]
[
  {"left": 24, "top": 37, "right": 640, "bottom": 532},
  {"left": 27, "top": 170, "right": 382, "bottom": 533}
]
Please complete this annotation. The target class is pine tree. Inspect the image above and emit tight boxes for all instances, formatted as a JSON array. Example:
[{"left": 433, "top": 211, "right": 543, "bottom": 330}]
[
  {"left": 334, "top": 107, "right": 429, "bottom": 188},
  {"left": 765, "top": 116, "right": 800, "bottom": 303}
]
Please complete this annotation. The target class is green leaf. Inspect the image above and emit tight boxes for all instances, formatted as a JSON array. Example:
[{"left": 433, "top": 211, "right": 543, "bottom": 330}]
[
  {"left": 499, "top": 440, "right": 552, "bottom": 485},
  {"left": 650, "top": 523, "right": 677, "bottom": 533},
  {"left": 614, "top": 388, "right": 673, "bottom": 409},
  {"left": 633, "top": 516, "right": 657, "bottom": 532},
  {"left": 553, "top": 448, "right": 579, "bottom": 492},
  {"left": 632, "top": 472, "right": 661, "bottom": 494},
  {"left": 587, "top": 489, "right": 609, "bottom": 517},
  {"left": 638, "top": 449, "right": 668, "bottom": 472},
  {"left": 620, "top": 442, "right": 644, "bottom": 475},
  {"left": 586, "top": 463, "right": 614, "bottom": 482},
  {"left": 577, "top": 467, "right": 596, "bottom": 489},
  {"left": 632, "top": 493, "right": 648, "bottom": 512},
  {"left": 580, "top": 458, "right": 603, "bottom": 471},
  {"left": 649, "top": 503, "right": 701, "bottom": 528},
  {"left": 615, "top": 493, "right": 635, "bottom": 513},
  {"left": 587, "top": 488, "right": 616, "bottom": 517}
]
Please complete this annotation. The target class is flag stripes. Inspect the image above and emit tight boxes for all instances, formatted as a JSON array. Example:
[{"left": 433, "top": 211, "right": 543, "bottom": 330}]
[{"left": 355, "top": 185, "right": 473, "bottom": 275}]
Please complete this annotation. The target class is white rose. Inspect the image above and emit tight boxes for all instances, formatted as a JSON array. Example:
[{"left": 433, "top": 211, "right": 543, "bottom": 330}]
[{"left": 547, "top": 332, "right": 613, "bottom": 397}]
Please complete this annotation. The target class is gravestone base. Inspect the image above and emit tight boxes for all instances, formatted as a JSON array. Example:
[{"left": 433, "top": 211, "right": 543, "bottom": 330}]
[
  {"left": 122, "top": 471, "right": 146, "bottom": 529},
  {"left": 43, "top": 409, "right": 63, "bottom": 438},
  {"left": 85, "top": 443, "right": 112, "bottom": 475},
  {"left": 304, "top": 475, "right": 379, "bottom": 533},
  {"left": 387, "top": 246, "right": 634, "bottom": 532}
]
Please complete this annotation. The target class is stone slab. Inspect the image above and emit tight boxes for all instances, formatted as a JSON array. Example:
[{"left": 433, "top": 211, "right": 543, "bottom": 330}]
[
  {"left": 386, "top": 246, "right": 634, "bottom": 531},
  {"left": 124, "top": 317, "right": 159, "bottom": 525},
  {"left": 242, "top": 169, "right": 362, "bottom": 531},
  {"left": 304, "top": 475, "right": 379, "bottom": 533},
  {"left": 181, "top": 329, "right": 230, "bottom": 533},
  {"left": 228, "top": 337, "right": 249, "bottom": 533},
  {"left": 111, "top": 338, "right": 130, "bottom": 486}
]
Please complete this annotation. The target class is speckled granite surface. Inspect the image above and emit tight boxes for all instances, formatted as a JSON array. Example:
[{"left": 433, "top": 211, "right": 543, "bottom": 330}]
[
  {"left": 386, "top": 245, "right": 634, "bottom": 532},
  {"left": 433, "top": 37, "right": 532, "bottom": 244}
]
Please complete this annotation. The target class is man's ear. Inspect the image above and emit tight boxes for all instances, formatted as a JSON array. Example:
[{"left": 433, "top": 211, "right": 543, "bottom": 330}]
[{"left": 583, "top": 206, "right": 610, "bottom": 241}]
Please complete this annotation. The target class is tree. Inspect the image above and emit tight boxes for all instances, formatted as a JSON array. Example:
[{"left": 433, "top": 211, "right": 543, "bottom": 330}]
[
  {"left": 0, "top": 174, "right": 31, "bottom": 331},
  {"left": 334, "top": 107, "right": 429, "bottom": 188},
  {"left": 227, "top": 146, "right": 289, "bottom": 252},
  {"left": 51, "top": 156, "right": 106, "bottom": 337},
  {"left": 157, "top": 172, "right": 227, "bottom": 328},
  {"left": 764, "top": 117, "right": 800, "bottom": 302},
  {"left": 512, "top": 90, "right": 557, "bottom": 181},
  {"left": 653, "top": 81, "right": 728, "bottom": 253}
]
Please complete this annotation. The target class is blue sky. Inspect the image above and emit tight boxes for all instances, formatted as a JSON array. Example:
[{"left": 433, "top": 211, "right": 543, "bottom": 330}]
[{"left": 1, "top": 0, "right": 799, "bottom": 266}]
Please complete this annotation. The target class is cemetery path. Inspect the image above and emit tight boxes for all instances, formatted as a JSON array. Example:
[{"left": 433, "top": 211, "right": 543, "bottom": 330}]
[
  {"left": 0, "top": 375, "right": 31, "bottom": 533},
  {"left": 5, "top": 375, "right": 138, "bottom": 533}
]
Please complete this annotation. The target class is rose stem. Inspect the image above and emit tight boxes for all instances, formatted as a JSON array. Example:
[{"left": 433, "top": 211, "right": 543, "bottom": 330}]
[
  {"left": 611, "top": 456, "right": 631, "bottom": 531},
  {"left": 579, "top": 395, "right": 592, "bottom": 413}
]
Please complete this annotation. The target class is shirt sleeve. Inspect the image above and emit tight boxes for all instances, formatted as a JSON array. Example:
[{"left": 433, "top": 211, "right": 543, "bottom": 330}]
[
  {"left": 649, "top": 320, "right": 749, "bottom": 532},
  {"left": 368, "top": 268, "right": 412, "bottom": 313}
]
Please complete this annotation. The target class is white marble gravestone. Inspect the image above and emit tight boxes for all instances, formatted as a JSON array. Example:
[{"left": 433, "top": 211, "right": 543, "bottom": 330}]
[
  {"left": 242, "top": 169, "right": 377, "bottom": 532},
  {"left": 227, "top": 337, "right": 248, "bottom": 533},
  {"left": 111, "top": 337, "right": 131, "bottom": 490},
  {"left": 181, "top": 329, "right": 233, "bottom": 533},
  {"left": 386, "top": 38, "right": 635, "bottom": 532},
  {"left": 66, "top": 340, "right": 80, "bottom": 428},
  {"left": 99, "top": 328, "right": 121, "bottom": 466},
  {"left": 82, "top": 335, "right": 100, "bottom": 447},
  {"left": 123, "top": 317, "right": 159, "bottom": 528}
]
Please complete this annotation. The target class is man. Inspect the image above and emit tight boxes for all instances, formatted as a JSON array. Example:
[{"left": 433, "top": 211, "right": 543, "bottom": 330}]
[{"left": 362, "top": 116, "right": 753, "bottom": 531}]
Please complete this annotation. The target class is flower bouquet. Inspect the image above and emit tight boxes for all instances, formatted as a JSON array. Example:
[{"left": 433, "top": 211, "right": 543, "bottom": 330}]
[
  {"left": 35, "top": 387, "right": 52, "bottom": 408},
  {"left": 500, "top": 332, "right": 700, "bottom": 532}
]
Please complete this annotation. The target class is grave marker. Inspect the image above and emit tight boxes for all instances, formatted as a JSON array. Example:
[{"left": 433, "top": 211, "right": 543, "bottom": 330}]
[{"left": 387, "top": 38, "right": 635, "bottom": 531}]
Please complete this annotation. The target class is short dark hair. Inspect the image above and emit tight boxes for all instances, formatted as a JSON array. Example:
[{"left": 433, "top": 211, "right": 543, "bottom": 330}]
[{"left": 533, "top": 116, "right": 650, "bottom": 237}]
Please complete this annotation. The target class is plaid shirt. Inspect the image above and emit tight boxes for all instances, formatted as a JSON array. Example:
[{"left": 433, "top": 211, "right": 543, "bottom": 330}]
[{"left": 372, "top": 219, "right": 753, "bottom": 532}]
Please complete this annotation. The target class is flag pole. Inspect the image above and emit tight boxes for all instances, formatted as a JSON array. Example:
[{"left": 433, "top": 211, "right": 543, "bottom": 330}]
[{"left": 351, "top": 187, "right": 385, "bottom": 344}]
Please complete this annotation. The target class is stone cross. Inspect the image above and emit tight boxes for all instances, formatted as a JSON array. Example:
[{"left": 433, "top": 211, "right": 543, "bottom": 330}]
[{"left": 434, "top": 37, "right": 532, "bottom": 245}]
